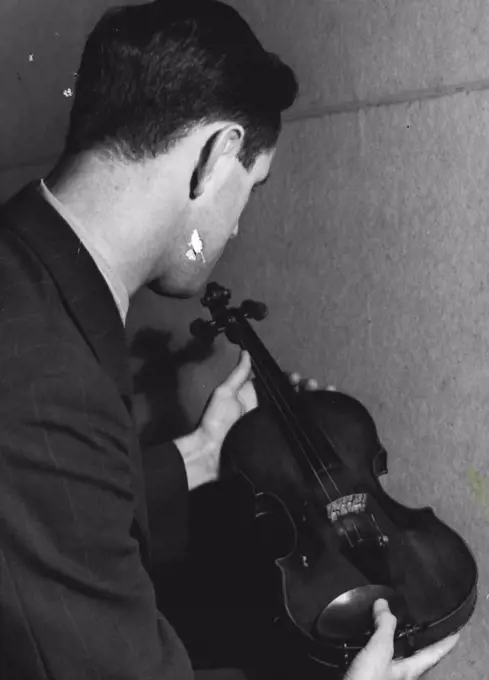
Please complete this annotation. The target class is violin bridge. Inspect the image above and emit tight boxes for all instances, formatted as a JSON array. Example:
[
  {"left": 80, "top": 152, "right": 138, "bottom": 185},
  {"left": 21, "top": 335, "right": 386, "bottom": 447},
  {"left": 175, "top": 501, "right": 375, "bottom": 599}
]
[{"left": 326, "top": 494, "right": 367, "bottom": 523}]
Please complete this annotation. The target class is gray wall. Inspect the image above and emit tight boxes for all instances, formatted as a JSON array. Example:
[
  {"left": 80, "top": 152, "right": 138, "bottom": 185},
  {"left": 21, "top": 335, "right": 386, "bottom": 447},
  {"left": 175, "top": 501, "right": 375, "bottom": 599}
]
[{"left": 0, "top": 1, "right": 487, "bottom": 677}]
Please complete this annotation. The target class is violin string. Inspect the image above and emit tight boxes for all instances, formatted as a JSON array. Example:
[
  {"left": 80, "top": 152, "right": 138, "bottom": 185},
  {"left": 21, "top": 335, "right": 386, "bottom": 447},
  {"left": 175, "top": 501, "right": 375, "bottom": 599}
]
[
  {"left": 250, "top": 352, "right": 370, "bottom": 548},
  {"left": 236, "top": 320, "right": 370, "bottom": 543},
  {"left": 249, "top": 352, "right": 342, "bottom": 502},
  {"left": 250, "top": 354, "right": 368, "bottom": 545}
]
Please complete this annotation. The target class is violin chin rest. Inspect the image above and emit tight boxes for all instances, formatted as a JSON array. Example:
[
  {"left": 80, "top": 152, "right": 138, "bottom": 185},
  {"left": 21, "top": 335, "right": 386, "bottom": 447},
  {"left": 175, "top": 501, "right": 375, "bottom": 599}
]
[{"left": 314, "top": 584, "right": 407, "bottom": 642}]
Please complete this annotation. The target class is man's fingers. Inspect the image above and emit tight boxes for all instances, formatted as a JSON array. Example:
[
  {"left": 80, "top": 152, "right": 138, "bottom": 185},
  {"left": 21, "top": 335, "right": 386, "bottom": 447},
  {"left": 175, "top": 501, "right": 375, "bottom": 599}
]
[
  {"left": 220, "top": 351, "right": 252, "bottom": 394},
  {"left": 289, "top": 372, "right": 301, "bottom": 385},
  {"left": 366, "top": 599, "right": 397, "bottom": 662},
  {"left": 289, "top": 373, "right": 320, "bottom": 391},
  {"left": 237, "top": 380, "right": 258, "bottom": 414},
  {"left": 344, "top": 600, "right": 396, "bottom": 680},
  {"left": 373, "top": 599, "right": 397, "bottom": 628},
  {"left": 392, "top": 633, "right": 460, "bottom": 680},
  {"left": 289, "top": 372, "right": 337, "bottom": 392}
]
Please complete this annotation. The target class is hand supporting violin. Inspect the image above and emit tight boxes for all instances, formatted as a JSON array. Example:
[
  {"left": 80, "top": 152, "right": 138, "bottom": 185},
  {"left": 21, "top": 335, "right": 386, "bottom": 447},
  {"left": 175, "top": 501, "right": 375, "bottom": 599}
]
[
  {"left": 185, "top": 283, "right": 475, "bottom": 675},
  {"left": 175, "top": 351, "right": 329, "bottom": 490},
  {"left": 175, "top": 346, "right": 464, "bottom": 676},
  {"left": 344, "top": 600, "right": 460, "bottom": 680}
]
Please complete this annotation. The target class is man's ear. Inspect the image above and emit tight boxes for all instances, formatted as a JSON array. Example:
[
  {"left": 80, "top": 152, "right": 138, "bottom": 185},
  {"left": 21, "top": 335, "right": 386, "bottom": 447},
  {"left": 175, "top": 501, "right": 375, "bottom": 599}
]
[{"left": 190, "top": 124, "right": 244, "bottom": 199}]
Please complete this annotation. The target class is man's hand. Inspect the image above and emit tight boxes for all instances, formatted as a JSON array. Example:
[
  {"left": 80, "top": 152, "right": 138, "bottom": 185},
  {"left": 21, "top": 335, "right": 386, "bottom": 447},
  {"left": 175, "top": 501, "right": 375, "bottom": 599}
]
[
  {"left": 175, "top": 351, "right": 256, "bottom": 490},
  {"left": 345, "top": 600, "right": 460, "bottom": 680},
  {"left": 289, "top": 371, "right": 336, "bottom": 393},
  {"left": 175, "top": 351, "right": 325, "bottom": 490},
  {"left": 199, "top": 350, "right": 258, "bottom": 453}
]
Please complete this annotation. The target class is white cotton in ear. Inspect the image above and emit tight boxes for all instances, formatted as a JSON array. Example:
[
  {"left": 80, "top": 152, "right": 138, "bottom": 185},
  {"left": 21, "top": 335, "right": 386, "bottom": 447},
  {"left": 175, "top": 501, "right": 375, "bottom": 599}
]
[{"left": 185, "top": 229, "right": 206, "bottom": 263}]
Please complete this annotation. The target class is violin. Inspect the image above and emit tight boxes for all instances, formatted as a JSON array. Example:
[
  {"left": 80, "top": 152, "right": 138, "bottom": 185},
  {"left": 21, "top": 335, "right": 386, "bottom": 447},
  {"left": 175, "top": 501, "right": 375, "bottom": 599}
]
[{"left": 190, "top": 282, "right": 478, "bottom": 674}]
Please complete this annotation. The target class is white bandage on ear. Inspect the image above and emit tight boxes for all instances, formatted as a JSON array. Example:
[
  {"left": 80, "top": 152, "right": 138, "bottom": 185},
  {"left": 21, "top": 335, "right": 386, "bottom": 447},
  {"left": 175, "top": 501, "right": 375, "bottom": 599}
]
[{"left": 185, "top": 229, "right": 206, "bottom": 263}]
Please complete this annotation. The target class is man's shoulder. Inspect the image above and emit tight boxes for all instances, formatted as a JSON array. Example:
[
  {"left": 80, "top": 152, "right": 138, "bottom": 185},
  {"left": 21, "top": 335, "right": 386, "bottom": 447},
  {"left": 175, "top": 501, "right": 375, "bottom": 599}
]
[
  {"left": 0, "top": 200, "right": 53, "bottom": 301},
  {"left": 0, "top": 229, "right": 95, "bottom": 385},
  {"left": 0, "top": 184, "right": 131, "bottom": 416}
]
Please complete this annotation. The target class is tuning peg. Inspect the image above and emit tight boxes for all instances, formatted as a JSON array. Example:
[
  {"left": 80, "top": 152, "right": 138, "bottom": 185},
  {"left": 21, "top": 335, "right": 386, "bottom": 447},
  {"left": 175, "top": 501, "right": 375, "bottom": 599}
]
[
  {"left": 201, "top": 282, "right": 231, "bottom": 308},
  {"left": 189, "top": 318, "right": 218, "bottom": 341},
  {"left": 241, "top": 299, "right": 268, "bottom": 321}
]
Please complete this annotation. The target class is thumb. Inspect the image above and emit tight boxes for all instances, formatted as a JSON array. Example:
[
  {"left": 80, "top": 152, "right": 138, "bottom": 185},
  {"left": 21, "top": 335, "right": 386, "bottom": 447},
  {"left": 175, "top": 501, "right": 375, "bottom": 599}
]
[
  {"left": 363, "top": 599, "right": 397, "bottom": 665},
  {"left": 345, "top": 599, "right": 396, "bottom": 680},
  {"left": 220, "top": 351, "right": 252, "bottom": 394},
  {"left": 391, "top": 633, "right": 460, "bottom": 680}
]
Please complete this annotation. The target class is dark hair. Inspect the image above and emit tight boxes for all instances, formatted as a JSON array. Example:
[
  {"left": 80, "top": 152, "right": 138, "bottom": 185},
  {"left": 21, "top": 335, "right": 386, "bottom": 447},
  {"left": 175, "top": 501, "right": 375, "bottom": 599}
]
[{"left": 65, "top": 0, "right": 298, "bottom": 170}]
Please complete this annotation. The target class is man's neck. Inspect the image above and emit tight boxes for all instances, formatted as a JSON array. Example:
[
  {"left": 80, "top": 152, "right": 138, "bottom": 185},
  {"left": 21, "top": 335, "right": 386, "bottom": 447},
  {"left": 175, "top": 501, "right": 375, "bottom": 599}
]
[
  {"left": 40, "top": 179, "right": 130, "bottom": 324},
  {"left": 45, "top": 152, "right": 171, "bottom": 298}
]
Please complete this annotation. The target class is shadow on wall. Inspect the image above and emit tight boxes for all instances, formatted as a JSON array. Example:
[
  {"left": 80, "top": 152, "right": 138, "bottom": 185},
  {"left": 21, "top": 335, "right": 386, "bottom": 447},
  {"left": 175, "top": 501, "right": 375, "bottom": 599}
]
[
  {"left": 128, "top": 321, "right": 336, "bottom": 677},
  {"left": 129, "top": 327, "right": 260, "bottom": 671},
  {"left": 130, "top": 326, "right": 216, "bottom": 447}
]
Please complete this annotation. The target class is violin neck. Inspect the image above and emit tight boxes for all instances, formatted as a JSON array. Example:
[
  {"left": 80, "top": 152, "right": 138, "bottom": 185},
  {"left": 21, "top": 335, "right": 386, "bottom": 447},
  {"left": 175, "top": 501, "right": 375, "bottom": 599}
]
[
  {"left": 227, "top": 316, "right": 343, "bottom": 481},
  {"left": 227, "top": 318, "right": 297, "bottom": 411}
]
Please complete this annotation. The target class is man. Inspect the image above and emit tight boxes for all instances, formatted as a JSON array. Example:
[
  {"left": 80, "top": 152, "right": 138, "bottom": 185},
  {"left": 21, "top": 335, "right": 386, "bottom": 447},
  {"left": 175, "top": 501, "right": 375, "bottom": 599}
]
[{"left": 0, "top": 1, "right": 459, "bottom": 679}]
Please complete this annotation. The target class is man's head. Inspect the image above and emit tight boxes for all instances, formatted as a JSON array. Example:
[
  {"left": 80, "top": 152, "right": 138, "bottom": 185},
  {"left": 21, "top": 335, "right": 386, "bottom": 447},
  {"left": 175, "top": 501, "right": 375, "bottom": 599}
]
[{"left": 60, "top": 0, "right": 298, "bottom": 297}]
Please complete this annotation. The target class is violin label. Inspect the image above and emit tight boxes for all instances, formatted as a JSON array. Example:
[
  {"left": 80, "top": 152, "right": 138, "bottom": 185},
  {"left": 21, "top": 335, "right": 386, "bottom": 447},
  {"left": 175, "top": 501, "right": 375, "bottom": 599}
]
[{"left": 327, "top": 494, "right": 367, "bottom": 523}]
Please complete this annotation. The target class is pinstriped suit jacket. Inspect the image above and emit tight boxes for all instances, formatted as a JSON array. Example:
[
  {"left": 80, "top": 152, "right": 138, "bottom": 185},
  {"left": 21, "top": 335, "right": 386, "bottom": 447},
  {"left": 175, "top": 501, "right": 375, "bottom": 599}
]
[{"left": 0, "top": 182, "right": 193, "bottom": 679}]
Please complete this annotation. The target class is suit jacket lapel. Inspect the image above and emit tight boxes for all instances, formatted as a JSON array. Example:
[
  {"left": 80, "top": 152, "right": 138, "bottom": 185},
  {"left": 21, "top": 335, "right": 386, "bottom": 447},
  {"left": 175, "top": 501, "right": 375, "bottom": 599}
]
[
  {"left": 0, "top": 181, "right": 154, "bottom": 563},
  {"left": 0, "top": 181, "right": 133, "bottom": 404}
]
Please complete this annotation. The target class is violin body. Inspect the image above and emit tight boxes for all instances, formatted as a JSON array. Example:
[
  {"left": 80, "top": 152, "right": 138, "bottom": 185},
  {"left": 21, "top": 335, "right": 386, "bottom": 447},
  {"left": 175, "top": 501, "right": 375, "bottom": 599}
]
[
  {"left": 191, "top": 282, "right": 478, "bottom": 673},
  {"left": 220, "top": 390, "right": 477, "bottom": 671}
]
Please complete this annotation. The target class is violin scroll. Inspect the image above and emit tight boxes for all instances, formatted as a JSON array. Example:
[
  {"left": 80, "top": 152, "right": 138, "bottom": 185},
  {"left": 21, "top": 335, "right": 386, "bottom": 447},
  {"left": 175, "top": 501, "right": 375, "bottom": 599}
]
[
  {"left": 240, "top": 299, "right": 268, "bottom": 322},
  {"left": 201, "top": 281, "right": 231, "bottom": 314},
  {"left": 190, "top": 282, "right": 268, "bottom": 344}
]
